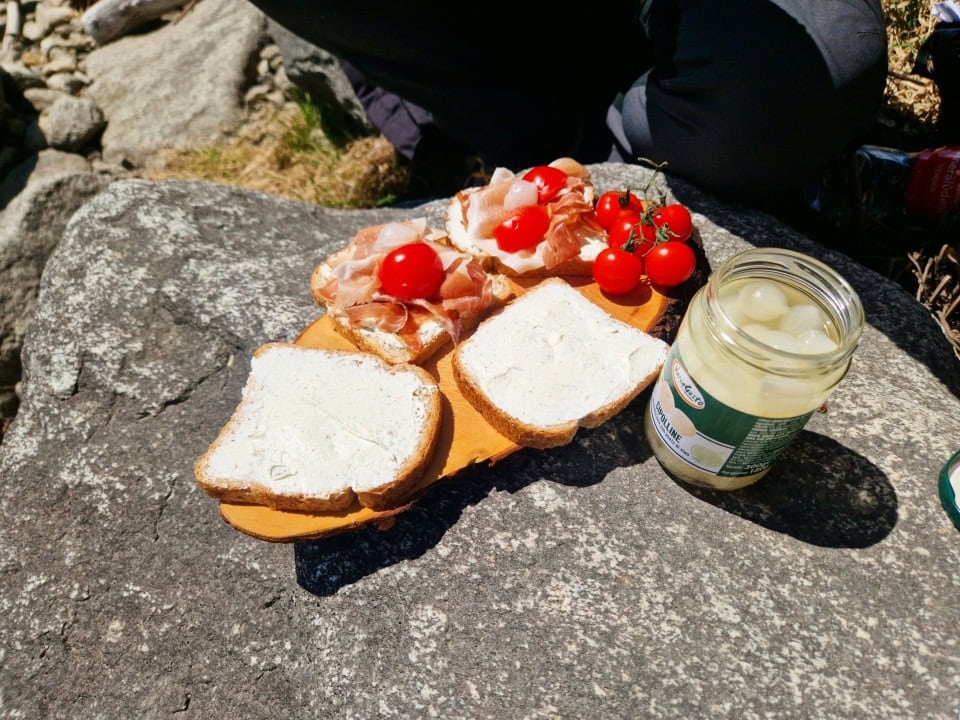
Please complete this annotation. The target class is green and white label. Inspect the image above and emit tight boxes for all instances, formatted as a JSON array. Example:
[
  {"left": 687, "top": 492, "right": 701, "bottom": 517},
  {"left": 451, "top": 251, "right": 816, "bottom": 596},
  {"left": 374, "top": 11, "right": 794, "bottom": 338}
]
[{"left": 648, "top": 345, "right": 814, "bottom": 478}]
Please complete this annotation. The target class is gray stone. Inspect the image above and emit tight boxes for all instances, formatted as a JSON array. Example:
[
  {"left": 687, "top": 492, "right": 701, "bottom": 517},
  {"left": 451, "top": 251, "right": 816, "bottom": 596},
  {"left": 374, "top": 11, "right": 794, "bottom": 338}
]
[
  {"left": 43, "top": 70, "right": 87, "bottom": 94},
  {"left": 0, "top": 171, "right": 111, "bottom": 389},
  {"left": 21, "top": 20, "right": 47, "bottom": 43},
  {"left": 83, "top": 0, "right": 266, "bottom": 167},
  {"left": 0, "top": 147, "right": 92, "bottom": 207},
  {"left": 0, "top": 166, "right": 958, "bottom": 719},
  {"left": 34, "top": 1, "right": 76, "bottom": 33},
  {"left": 41, "top": 95, "right": 105, "bottom": 151},
  {"left": 39, "top": 30, "right": 95, "bottom": 55},
  {"left": 267, "top": 18, "right": 373, "bottom": 134},
  {"left": 41, "top": 46, "right": 78, "bottom": 75},
  {"left": 22, "top": 85, "right": 71, "bottom": 113},
  {"left": 0, "top": 61, "right": 44, "bottom": 90}
]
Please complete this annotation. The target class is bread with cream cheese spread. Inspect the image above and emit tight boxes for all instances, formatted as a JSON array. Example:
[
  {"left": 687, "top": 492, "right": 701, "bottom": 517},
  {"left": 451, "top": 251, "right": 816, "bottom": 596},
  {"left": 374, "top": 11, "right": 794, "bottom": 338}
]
[
  {"left": 194, "top": 342, "right": 442, "bottom": 512},
  {"left": 452, "top": 278, "right": 670, "bottom": 448}
]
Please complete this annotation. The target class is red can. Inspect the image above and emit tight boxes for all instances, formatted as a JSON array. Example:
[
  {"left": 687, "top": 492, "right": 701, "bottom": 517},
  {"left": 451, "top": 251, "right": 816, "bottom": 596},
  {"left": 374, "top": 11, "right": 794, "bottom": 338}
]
[{"left": 905, "top": 146, "right": 960, "bottom": 222}]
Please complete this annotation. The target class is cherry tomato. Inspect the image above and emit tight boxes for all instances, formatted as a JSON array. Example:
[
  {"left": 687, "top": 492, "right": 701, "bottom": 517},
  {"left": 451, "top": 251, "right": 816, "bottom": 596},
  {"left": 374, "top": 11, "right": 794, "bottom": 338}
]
[
  {"left": 644, "top": 241, "right": 696, "bottom": 287},
  {"left": 522, "top": 165, "right": 568, "bottom": 204},
  {"left": 651, "top": 203, "right": 693, "bottom": 243},
  {"left": 595, "top": 190, "right": 645, "bottom": 230},
  {"left": 378, "top": 242, "right": 445, "bottom": 299},
  {"left": 606, "top": 211, "right": 653, "bottom": 256},
  {"left": 494, "top": 205, "right": 550, "bottom": 252},
  {"left": 607, "top": 211, "right": 640, "bottom": 247},
  {"left": 593, "top": 247, "right": 644, "bottom": 295}
]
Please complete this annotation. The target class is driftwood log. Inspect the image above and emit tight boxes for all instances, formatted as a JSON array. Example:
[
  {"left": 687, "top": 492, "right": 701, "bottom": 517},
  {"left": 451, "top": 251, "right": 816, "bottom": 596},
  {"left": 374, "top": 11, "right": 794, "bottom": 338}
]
[
  {"left": 2, "top": 1, "right": 21, "bottom": 54},
  {"left": 81, "top": 0, "right": 190, "bottom": 45}
]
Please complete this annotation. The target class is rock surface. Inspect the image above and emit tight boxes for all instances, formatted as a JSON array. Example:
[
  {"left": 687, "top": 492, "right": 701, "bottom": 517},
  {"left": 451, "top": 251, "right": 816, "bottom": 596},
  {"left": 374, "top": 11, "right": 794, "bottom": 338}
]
[
  {"left": 0, "top": 0, "right": 311, "bottom": 430},
  {"left": 1, "top": 165, "right": 958, "bottom": 719},
  {"left": 266, "top": 19, "right": 372, "bottom": 136},
  {"left": 0, "top": 169, "right": 112, "bottom": 413},
  {"left": 83, "top": 0, "right": 266, "bottom": 166}
]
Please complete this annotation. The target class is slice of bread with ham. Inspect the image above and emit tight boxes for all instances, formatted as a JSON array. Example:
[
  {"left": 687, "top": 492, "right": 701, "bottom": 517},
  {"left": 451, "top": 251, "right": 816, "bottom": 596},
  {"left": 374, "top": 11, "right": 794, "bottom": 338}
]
[
  {"left": 194, "top": 343, "right": 442, "bottom": 512},
  {"left": 445, "top": 157, "right": 607, "bottom": 277},
  {"left": 311, "top": 217, "right": 511, "bottom": 365},
  {"left": 452, "top": 278, "right": 670, "bottom": 449}
]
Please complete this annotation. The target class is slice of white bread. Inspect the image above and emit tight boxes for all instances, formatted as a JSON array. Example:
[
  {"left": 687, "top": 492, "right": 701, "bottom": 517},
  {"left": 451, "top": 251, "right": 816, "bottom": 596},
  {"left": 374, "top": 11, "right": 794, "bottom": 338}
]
[
  {"left": 452, "top": 278, "right": 670, "bottom": 449},
  {"left": 195, "top": 343, "right": 442, "bottom": 512}
]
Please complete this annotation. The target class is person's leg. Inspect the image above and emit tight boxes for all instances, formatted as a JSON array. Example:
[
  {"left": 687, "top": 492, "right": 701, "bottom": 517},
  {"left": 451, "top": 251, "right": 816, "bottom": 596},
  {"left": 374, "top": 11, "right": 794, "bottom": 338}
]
[
  {"left": 609, "top": 0, "right": 888, "bottom": 201},
  {"left": 247, "top": 0, "right": 644, "bottom": 178}
]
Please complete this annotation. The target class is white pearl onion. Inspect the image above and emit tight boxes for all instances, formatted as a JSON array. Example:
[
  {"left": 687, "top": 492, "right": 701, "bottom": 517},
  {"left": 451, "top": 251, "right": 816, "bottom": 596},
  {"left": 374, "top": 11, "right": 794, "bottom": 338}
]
[
  {"left": 779, "top": 303, "right": 827, "bottom": 335},
  {"left": 738, "top": 280, "right": 789, "bottom": 322}
]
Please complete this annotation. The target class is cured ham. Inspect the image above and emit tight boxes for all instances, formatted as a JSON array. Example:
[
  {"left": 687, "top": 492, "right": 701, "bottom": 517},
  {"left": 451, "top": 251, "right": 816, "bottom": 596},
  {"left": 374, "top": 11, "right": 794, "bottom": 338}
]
[
  {"left": 311, "top": 219, "right": 508, "bottom": 363},
  {"left": 445, "top": 157, "right": 607, "bottom": 277}
]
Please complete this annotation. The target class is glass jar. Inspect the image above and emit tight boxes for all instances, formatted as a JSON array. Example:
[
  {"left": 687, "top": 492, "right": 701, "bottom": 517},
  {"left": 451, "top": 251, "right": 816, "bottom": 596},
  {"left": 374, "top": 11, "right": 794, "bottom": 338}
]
[{"left": 644, "top": 247, "right": 865, "bottom": 490}]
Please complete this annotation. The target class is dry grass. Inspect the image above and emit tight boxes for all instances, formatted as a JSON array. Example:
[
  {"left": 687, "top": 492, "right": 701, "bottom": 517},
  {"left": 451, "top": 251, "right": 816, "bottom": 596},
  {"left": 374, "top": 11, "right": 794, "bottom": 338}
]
[
  {"left": 142, "top": 101, "right": 412, "bottom": 208},
  {"left": 878, "top": 0, "right": 943, "bottom": 141}
]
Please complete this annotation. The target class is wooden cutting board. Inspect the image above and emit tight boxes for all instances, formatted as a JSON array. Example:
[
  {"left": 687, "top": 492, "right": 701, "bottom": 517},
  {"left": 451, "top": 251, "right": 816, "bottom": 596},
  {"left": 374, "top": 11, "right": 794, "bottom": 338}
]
[{"left": 216, "top": 272, "right": 697, "bottom": 542}]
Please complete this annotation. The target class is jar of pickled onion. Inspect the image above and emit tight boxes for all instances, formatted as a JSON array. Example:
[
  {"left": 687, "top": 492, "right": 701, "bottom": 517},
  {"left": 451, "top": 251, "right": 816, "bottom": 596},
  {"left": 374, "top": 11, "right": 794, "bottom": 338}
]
[{"left": 644, "top": 247, "right": 865, "bottom": 490}]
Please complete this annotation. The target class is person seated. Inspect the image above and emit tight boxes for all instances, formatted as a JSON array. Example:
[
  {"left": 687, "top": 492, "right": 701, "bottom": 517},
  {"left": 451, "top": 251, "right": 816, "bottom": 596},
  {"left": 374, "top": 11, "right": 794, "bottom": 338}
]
[{"left": 248, "top": 0, "right": 888, "bottom": 205}]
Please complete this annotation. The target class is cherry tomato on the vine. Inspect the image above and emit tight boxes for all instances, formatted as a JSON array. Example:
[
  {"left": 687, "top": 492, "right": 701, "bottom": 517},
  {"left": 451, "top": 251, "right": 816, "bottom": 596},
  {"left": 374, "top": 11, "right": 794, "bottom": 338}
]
[
  {"left": 651, "top": 203, "right": 693, "bottom": 243},
  {"left": 378, "top": 242, "right": 445, "bottom": 299},
  {"left": 522, "top": 165, "right": 568, "bottom": 204},
  {"left": 494, "top": 205, "right": 550, "bottom": 252},
  {"left": 644, "top": 241, "right": 696, "bottom": 287},
  {"left": 607, "top": 211, "right": 641, "bottom": 248},
  {"left": 606, "top": 212, "right": 655, "bottom": 256},
  {"left": 593, "top": 247, "right": 644, "bottom": 295},
  {"left": 595, "top": 190, "right": 645, "bottom": 230}
]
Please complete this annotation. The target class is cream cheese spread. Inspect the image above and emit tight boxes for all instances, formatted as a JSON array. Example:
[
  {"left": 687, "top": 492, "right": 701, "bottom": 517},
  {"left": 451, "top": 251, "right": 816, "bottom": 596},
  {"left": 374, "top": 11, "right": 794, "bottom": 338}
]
[
  {"left": 201, "top": 345, "right": 436, "bottom": 497},
  {"left": 458, "top": 280, "right": 669, "bottom": 427}
]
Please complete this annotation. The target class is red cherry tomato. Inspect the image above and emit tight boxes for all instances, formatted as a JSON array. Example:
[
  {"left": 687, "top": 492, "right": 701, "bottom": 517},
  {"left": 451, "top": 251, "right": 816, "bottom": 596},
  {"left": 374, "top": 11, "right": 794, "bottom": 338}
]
[
  {"left": 644, "top": 241, "right": 696, "bottom": 287},
  {"left": 605, "top": 211, "right": 651, "bottom": 253},
  {"left": 378, "top": 242, "right": 445, "bottom": 299},
  {"left": 522, "top": 165, "right": 568, "bottom": 204},
  {"left": 494, "top": 205, "right": 550, "bottom": 252},
  {"left": 595, "top": 190, "right": 645, "bottom": 230},
  {"left": 651, "top": 203, "right": 693, "bottom": 243},
  {"left": 593, "top": 247, "right": 644, "bottom": 295},
  {"left": 607, "top": 211, "right": 640, "bottom": 247}
]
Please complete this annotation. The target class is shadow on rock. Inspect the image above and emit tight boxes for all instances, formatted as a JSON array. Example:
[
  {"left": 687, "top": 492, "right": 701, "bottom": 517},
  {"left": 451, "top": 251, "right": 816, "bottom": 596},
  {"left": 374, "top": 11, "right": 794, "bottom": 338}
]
[
  {"left": 294, "top": 394, "right": 656, "bottom": 596},
  {"left": 673, "top": 430, "right": 897, "bottom": 548}
]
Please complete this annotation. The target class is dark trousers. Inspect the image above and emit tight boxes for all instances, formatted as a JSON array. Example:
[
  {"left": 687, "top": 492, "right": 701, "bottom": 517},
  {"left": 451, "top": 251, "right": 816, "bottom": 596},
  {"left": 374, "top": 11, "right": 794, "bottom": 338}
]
[{"left": 249, "top": 0, "right": 887, "bottom": 201}]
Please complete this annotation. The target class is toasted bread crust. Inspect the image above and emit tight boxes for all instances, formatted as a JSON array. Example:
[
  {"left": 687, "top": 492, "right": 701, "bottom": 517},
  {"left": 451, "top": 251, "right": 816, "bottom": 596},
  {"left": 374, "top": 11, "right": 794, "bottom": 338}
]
[
  {"left": 194, "top": 343, "right": 443, "bottom": 512},
  {"left": 328, "top": 314, "right": 449, "bottom": 365}
]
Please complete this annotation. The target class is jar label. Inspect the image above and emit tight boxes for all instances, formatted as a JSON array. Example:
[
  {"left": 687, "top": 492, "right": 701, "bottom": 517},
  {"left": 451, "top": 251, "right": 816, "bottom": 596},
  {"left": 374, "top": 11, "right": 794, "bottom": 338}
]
[{"left": 648, "top": 346, "right": 814, "bottom": 478}]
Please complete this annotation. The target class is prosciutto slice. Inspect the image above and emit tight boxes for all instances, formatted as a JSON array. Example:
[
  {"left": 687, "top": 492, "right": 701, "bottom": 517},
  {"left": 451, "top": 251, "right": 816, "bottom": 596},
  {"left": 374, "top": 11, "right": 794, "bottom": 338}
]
[
  {"left": 320, "top": 219, "right": 497, "bottom": 345},
  {"left": 455, "top": 156, "right": 604, "bottom": 272}
]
